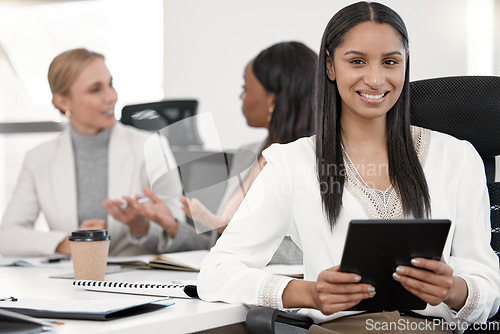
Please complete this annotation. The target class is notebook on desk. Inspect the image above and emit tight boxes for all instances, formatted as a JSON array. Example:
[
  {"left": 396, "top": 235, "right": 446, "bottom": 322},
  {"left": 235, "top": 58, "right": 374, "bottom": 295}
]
[
  {"left": 0, "top": 308, "right": 55, "bottom": 332},
  {"left": 339, "top": 219, "right": 451, "bottom": 312},
  {"left": 107, "top": 250, "right": 209, "bottom": 271}
]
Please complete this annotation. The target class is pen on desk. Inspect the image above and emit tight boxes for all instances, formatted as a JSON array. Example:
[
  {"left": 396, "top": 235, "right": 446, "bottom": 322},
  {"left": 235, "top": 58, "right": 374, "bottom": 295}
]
[
  {"left": 0, "top": 296, "right": 18, "bottom": 302},
  {"left": 42, "top": 255, "right": 71, "bottom": 264},
  {"left": 119, "top": 196, "right": 151, "bottom": 209}
]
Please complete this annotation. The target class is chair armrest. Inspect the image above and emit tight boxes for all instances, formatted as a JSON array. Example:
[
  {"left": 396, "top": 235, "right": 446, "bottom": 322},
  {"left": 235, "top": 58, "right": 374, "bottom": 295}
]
[{"left": 246, "top": 307, "right": 314, "bottom": 334}]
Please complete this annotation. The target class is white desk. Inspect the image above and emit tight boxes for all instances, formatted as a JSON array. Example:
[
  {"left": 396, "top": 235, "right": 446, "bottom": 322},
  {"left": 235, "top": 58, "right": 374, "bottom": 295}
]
[{"left": 0, "top": 264, "right": 248, "bottom": 333}]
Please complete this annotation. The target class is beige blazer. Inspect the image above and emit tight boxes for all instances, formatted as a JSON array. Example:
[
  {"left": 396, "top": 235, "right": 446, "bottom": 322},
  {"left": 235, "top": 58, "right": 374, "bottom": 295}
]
[{"left": 0, "top": 123, "right": 209, "bottom": 256}]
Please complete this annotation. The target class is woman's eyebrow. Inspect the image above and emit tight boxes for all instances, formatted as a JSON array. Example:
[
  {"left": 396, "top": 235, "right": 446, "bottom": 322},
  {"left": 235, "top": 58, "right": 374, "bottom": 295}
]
[{"left": 344, "top": 50, "right": 403, "bottom": 56}]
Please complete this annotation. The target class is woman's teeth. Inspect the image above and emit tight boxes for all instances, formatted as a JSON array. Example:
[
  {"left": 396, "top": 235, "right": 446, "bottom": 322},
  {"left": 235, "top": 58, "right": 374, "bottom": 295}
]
[{"left": 359, "top": 92, "right": 385, "bottom": 99}]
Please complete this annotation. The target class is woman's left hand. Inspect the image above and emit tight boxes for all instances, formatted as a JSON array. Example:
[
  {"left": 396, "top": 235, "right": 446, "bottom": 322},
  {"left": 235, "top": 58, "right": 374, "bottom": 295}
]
[
  {"left": 392, "top": 257, "right": 467, "bottom": 311},
  {"left": 103, "top": 198, "right": 150, "bottom": 236}
]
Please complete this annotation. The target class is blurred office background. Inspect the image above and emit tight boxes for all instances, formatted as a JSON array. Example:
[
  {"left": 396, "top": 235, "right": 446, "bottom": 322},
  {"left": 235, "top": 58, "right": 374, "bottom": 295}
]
[{"left": 0, "top": 0, "right": 499, "bottom": 222}]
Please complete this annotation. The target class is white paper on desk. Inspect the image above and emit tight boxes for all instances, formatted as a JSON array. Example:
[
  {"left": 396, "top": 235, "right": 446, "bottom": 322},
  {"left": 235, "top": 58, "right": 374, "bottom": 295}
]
[
  {"left": 49, "top": 265, "right": 128, "bottom": 279},
  {"left": 1, "top": 296, "right": 171, "bottom": 314},
  {"left": 0, "top": 256, "right": 72, "bottom": 269}
]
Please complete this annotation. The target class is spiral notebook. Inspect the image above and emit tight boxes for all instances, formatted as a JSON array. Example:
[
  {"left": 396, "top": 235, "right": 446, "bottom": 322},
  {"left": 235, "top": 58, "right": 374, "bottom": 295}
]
[{"left": 73, "top": 280, "right": 199, "bottom": 299}]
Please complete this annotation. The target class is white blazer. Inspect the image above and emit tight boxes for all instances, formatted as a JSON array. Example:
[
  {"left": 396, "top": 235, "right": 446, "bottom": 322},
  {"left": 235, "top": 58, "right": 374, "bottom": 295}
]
[
  {"left": 0, "top": 123, "right": 209, "bottom": 256},
  {"left": 199, "top": 132, "right": 500, "bottom": 325},
  {"left": 215, "top": 140, "right": 302, "bottom": 265}
]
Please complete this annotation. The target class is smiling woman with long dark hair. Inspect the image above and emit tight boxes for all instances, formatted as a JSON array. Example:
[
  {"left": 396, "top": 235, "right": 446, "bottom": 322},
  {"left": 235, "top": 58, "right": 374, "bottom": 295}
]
[{"left": 197, "top": 2, "right": 500, "bottom": 333}]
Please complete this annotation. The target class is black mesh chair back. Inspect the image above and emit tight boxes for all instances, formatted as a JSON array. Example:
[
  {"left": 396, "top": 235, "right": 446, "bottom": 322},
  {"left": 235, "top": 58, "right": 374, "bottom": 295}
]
[
  {"left": 121, "top": 99, "right": 203, "bottom": 150},
  {"left": 410, "top": 75, "right": 500, "bottom": 265},
  {"left": 409, "top": 76, "right": 500, "bottom": 182}
]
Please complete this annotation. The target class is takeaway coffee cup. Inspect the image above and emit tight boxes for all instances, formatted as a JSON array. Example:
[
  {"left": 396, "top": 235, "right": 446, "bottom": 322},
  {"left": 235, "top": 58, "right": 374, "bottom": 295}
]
[{"left": 68, "top": 229, "right": 110, "bottom": 281}]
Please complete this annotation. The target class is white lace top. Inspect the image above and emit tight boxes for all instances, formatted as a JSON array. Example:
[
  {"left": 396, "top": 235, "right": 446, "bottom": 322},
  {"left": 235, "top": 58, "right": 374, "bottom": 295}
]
[
  {"left": 342, "top": 126, "right": 430, "bottom": 220},
  {"left": 198, "top": 127, "right": 500, "bottom": 326}
]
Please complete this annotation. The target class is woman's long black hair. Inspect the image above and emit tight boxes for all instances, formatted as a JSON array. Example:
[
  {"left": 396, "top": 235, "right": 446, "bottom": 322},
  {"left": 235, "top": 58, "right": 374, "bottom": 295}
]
[
  {"left": 252, "top": 41, "right": 317, "bottom": 150},
  {"left": 315, "top": 1, "right": 430, "bottom": 228}
]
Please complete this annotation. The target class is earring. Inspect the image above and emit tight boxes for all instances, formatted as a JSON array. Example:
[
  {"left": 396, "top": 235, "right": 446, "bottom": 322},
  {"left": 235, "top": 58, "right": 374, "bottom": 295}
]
[
  {"left": 267, "top": 107, "right": 274, "bottom": 124},
  {"left": 64, "top": 110, "right": 71, "bottom": 117}
]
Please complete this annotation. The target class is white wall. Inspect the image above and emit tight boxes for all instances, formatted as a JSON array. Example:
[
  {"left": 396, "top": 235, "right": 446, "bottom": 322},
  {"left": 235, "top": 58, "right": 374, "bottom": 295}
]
[{"left": 163, "top": 0, "right": 480, "bottom": 151}]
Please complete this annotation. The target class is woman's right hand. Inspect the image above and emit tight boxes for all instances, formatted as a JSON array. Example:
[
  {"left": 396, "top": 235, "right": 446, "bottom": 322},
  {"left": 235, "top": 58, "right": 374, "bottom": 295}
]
[
  {"left": 55, "top": 238, "right": 71, "bottom": 255},
  {"left": 283, "top": 266, "right": 375, "bottom": 314},
  {"left": 311, "top": 266, "right": 376, "bottom": 314}
]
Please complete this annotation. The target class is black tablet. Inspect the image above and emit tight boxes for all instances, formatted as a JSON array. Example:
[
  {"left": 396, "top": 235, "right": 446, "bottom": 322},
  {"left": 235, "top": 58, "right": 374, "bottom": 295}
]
[{"left": 339, "top": 219, "right": 451, "bottom": 312}]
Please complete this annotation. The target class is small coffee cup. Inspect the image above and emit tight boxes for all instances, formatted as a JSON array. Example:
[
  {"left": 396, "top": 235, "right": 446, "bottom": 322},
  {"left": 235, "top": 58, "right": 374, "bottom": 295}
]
[{"left": 68, "top": 229, "right": 110, "bottom": 281}]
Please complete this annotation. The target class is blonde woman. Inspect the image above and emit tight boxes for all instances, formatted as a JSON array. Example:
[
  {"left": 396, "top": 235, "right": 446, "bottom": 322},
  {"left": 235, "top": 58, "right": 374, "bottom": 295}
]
[{"left": 0, "top": 48, "right": 209, "bottom": 256}]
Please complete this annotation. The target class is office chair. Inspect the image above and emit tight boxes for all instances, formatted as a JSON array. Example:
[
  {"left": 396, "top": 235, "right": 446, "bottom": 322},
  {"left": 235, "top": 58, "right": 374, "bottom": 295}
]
[
  {"left": 120, "top": 99, "right": 203, "bottom": 150},
  {"left": 245, "top": 76, "right": 500, "bottom": 334}
]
